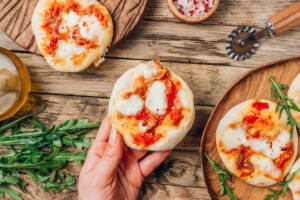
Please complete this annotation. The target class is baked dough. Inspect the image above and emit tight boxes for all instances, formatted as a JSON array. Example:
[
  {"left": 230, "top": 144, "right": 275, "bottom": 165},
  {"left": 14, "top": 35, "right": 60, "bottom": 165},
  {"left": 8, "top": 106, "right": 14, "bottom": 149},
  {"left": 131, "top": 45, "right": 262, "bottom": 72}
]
[
  {"left": 32, "top": 0, "right": 113, "bottom": 72},
  {"left": 288, "top": 73, "right": 300, "bottom": 125},
  {"left": 216, "top": 99, "right": 297, "bottom": 186},
  {"left": 108, "top": 60, "right": 195, "bottom": 151},
  {"left": 288, "top": 158, "right": 300, "bottom": 200}
]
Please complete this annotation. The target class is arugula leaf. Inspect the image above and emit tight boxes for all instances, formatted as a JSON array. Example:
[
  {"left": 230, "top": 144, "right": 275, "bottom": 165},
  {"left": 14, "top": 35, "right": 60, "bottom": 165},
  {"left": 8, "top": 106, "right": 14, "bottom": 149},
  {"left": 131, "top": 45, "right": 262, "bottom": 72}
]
[
  {"left": 0, "top": 108, "right": 100, "bottom": 199},
  {"left": 264, "top": 167, "right": 300, "bottom": 200},
  {"left": 30, "top": 118, "right": 46, "bottom": 131},
  {"left": 53, "top": 119, "right": 100, "bottom": 133},
  {"left": 54, "top": 151, "right": 87, "bottom": 165},
  {"left": 0, "top": 107, "right": 46, "bottom": 132},
  {"left": 44, "top": 172, "right": 75, "bottom": 192},
  {"left": 269, "top": 77, "right": 300, "bottom": 138},
  {"left": 0, "top": 185, "right": 22, "bottom": 200},
  {"left": 204, "top": 152, "right": 238, "bottom": 200}
]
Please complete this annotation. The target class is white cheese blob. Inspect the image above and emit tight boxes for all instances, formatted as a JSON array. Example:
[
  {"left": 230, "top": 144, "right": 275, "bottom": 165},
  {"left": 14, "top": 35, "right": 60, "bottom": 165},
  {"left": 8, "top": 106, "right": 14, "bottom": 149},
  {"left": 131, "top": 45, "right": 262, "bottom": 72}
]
[
  {"left": 251, "top": 155, "right": 281, "bottom": 179},
  {"left": 56, "top": 41, "right": 84, "bottom": 58},
  {"left": 79, "top": 15, "right": 102, "bottom": 40},
  {"left": 116, "top": 95, "right": 144, "bottom": 116},
  {"left": 222, "top": 127, "right": 246, "bottom": 150},
  {"left": 142, "top": 64, "right": 157, "bottom": 79},
  {"left": 146, "top": 81, "right": 167, "bottom": 115},
  {"left": 133, "top": 63, "right": 157, "bottom": 79},
  {"left": 62, "top": 11, "right": 80, "bottom": 28}
]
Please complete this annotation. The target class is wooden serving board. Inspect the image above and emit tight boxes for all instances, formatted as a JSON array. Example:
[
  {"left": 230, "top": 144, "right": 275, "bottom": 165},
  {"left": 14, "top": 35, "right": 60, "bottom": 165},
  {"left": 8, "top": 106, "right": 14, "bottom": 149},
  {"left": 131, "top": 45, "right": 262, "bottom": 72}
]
[
  {"left": 200, "top": 56, "right": 300, "bottom": 200},
  {"left": 0, "top": 0, "right": 148, "bottom": 54}
]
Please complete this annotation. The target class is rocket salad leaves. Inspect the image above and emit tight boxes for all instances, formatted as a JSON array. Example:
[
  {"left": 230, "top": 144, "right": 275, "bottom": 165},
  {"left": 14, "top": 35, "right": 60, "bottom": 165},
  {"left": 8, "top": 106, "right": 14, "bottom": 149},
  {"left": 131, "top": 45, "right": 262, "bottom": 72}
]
[{"left": 0, "top": 107, "right": 100, "bottom": 200}]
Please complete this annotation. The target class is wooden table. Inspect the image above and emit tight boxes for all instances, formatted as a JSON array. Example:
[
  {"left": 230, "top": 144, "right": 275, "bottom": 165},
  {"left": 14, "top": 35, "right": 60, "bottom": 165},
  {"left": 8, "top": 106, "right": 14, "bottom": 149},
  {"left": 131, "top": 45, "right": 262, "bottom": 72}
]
[{"left": 1, "top": 0, "right": 300, "bottom": 199}]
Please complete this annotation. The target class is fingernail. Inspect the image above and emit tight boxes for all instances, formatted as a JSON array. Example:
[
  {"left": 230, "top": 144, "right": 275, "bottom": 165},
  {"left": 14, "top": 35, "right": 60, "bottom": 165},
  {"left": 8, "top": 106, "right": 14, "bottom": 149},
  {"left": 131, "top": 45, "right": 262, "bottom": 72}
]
[{"left": 109, "top": 127, "right": 117, "bottom": 144}]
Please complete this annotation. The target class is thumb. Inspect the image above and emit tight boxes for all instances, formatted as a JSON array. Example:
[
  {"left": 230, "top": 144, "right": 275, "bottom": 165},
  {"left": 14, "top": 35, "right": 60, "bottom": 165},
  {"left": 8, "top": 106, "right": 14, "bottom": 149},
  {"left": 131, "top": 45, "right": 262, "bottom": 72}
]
[{"left": 96, "top": 128, "right": 123, "bottom": 181}]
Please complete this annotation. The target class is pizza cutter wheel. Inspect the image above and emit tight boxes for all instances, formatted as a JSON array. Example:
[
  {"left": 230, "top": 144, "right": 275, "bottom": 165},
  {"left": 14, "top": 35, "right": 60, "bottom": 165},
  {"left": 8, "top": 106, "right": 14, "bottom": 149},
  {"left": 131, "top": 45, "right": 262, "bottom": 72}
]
[{"left": 226, "top": 1, "right": 300, "bottom": 61}]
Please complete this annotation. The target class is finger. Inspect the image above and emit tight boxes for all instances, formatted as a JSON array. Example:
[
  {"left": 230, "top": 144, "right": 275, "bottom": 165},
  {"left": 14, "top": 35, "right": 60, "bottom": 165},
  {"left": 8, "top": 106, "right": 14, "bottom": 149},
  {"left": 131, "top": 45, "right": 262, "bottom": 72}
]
[
  {"left": 95, "top": 128, "right": 124, "bottom": 182},
  {"left": 82, "top": 116, "right": 112, "bottom": 172},
  {"left": 95, "top": 115, "right": 111, "bottom": 142},
  {"left": 88, "top": 116, "right": 111, "bottom": 157},
  {"left": 139, "top": 150, "right": 172, "bottom": 177},
  {"left": 129, "top": 149, "right": 148, "bottom": 160}
]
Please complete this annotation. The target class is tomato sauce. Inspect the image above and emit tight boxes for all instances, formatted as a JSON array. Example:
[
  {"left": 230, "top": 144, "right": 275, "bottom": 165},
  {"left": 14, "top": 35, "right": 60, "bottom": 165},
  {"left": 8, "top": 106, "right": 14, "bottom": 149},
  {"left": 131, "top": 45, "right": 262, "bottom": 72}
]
[
  {"left": 125, "top": 68, "right": 184, "bottom": 147},
  {"left": 42, "top": 0, "right": 107, "bottom": 58},
  {"left": 252, "top": 101, "right": 269, "bottom": 111},
  {"left": 133, "top": 130, "right": 163, "bottom": 147},
  {"left": 242, "top": 101, "right": 275, "bottom": 139},
  {"left": 274, "top": 143, "right": 294, "bottom": 169}
]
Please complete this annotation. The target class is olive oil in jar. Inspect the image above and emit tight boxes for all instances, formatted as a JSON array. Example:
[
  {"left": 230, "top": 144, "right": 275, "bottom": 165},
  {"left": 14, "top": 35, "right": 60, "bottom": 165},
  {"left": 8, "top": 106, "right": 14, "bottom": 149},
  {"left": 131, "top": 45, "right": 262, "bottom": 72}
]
[{"left": 0, "top": 47, "right": 31, "bottom": 121}]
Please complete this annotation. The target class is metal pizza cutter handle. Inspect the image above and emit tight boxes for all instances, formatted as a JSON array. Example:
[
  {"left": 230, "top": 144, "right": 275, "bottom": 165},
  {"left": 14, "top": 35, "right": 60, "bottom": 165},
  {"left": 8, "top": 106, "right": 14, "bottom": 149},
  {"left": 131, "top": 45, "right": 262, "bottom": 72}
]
[{"left": 269, "top": 1, "right": 300, "bottom": 36}]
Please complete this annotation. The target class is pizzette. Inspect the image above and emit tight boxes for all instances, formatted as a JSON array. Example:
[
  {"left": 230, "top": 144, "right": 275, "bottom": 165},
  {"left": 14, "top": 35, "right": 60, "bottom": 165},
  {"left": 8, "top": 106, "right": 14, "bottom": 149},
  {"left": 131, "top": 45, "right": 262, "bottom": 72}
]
[
  {"left": 32, "top": 0, "right": 113, "bottom": 72},
  {"left": 216, "top": 99, "right": 298, "bottom": 186},
  {"left": 108, "top": 60, "right": 195, "bottom": 151}
]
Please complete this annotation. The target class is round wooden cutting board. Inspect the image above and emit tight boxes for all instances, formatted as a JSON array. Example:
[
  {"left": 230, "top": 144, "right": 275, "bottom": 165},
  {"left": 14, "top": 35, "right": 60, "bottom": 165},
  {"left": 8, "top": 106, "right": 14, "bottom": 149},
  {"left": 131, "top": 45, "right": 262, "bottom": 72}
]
[
  {"left": 0, "top": 0, "right": 148, "bottom": 54},
  {"left": 201, "top": 56, "right": 300, "bottom": 200}
]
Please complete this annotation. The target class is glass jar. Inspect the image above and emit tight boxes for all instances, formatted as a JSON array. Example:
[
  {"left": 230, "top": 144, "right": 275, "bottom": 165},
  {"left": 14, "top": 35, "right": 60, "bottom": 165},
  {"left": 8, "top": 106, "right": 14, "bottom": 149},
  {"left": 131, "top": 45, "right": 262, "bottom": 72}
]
[{"left": 0, "top": 47, "right": 31, "bottom": 121}]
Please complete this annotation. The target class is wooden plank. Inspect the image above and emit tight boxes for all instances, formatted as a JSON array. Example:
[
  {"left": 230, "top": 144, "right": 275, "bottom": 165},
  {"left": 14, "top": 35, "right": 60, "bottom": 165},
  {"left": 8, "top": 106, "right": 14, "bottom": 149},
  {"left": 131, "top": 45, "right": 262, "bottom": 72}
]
[
  {"left": 146, "top": 151, "right": 205, "bottom": 187},
  {"left": 145, "top": 0, "right": 299, "bottom": 28},
  {"left": 139, "top": 184, "right": 210, "bottom": 200},
  {"left": 108, "top": 20, "right": 300, "bottom": 68},
  {"left": 2, "top": 17, "right": 300, "bottom": 68},
  {"left": 16, "top": 53, "right": 248, "bottom": 105},
  {"left": 2, "top": 19, "right": 300, "bottom": 69}
]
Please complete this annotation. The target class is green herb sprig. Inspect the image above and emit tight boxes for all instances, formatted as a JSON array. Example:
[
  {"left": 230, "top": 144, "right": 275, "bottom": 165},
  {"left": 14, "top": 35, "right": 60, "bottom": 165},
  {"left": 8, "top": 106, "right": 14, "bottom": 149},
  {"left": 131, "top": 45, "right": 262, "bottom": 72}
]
[
  {"left": 270, "top": 76, "right": 300, "bottom": 138},
  {"left": 0, "top": 107, "right": 100, "bottom": 200},
  {"left": 264, "top": 167, "right": 300, "bottom": 200},
  {"left": 204, "top": 152, "right": 238, "bottom": 200}
]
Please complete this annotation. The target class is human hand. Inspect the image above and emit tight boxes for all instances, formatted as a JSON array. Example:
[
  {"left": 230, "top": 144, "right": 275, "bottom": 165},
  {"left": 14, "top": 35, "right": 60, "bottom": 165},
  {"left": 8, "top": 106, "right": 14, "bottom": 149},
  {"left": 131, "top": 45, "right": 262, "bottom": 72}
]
[{"left": 78, "top": 116, "right": 172, "bottom": 200}]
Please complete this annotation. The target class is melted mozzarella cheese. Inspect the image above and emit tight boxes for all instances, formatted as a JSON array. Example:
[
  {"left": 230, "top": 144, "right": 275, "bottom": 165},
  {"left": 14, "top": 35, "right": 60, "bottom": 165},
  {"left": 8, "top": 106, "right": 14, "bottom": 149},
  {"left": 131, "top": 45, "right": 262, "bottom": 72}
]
[
  {"left": 142, "top": 64, "right": 157, "bottom": 79},
  {"left": 56, "top": 41, "right": 84, "bottom": 58},
  {"left": 146, "top": 81, "right": 167, "bottom": 115},
  {"left": 250, "top": 154, "right": 281, "bottom": 179},
  {"left": 222, "top": 127, "right": 246, "bottom": 150},
  {"left": 62, "top": 11, "right": 80, "bottom": 28},
  {"left": 116, "top": 95, "right": 144, "bottom": 116},
  {"left": 221, "top": 126, "right": 290, "bottom": 160},
  {"left": 79, "top": 15, "right": 102, "bottom": 40},
  {"left": 133, "top": 63, "right": 158, "bottom": 79}
]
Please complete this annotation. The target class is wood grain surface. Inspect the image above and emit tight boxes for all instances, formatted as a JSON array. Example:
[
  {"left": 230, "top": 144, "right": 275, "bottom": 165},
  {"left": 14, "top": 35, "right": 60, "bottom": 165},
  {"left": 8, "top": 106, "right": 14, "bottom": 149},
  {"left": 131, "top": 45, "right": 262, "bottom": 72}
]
[
  {"left": 0, "top": 0, "right": 147, "bottom": 54},
  {"left": 1, "top": 0, "right": 300, "bottom": 199},
  {"left": 201, "top": 57, "right": 300, "bottom": 200}
]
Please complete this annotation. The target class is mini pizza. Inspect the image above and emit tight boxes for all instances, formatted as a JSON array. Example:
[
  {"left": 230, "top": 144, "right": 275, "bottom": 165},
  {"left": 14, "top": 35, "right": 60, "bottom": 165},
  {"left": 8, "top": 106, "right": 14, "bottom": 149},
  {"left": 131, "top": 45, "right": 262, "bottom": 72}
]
[
  {"left": 216, "top": 99, "right": 298, "bottom": 186},
  {"left": 32, "top": 0, "right": 113, "bottom": 72},
  {"left": 289, "top": 158, "right": 300, "bottom": 200},
  {"left": 108, "top": 60, "right": 195, "bottom": 151},
  {"left": 288, "top": 73, "right": 300, "bottom": 124}
]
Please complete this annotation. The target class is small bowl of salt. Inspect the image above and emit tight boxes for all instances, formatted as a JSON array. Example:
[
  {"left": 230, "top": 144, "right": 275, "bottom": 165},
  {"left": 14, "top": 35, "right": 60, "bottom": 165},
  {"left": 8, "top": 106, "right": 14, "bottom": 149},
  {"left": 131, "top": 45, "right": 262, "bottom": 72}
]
[{"left": 167, "top": 0, "right": 220, "bottom": 23}]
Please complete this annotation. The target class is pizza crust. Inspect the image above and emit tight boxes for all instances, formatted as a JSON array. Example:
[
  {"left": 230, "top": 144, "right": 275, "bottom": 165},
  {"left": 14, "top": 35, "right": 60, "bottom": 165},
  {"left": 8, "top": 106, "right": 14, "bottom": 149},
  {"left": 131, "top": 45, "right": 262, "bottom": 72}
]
[
  {"left": 216, "top": 99, "right": 298, "bottom": 186},
  {"left": 108, "top": 61, "right": 195, "bottom": 151},
  {"left": 288, "top": 73, "right": 300, "bottom": 125},
  {"left": 32, "top": 0, "right": 113, "bottom": 72},
  {"left": 288, "top": 158, "right": 300, "bottom": 200}
]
